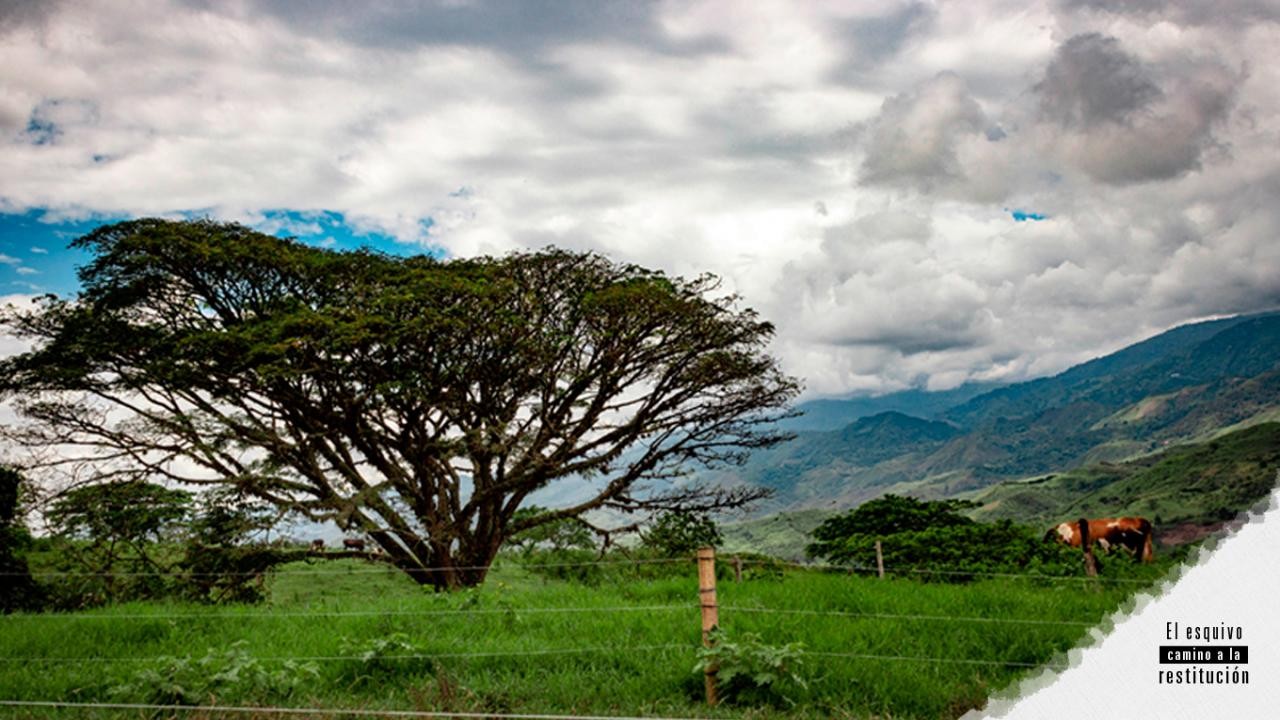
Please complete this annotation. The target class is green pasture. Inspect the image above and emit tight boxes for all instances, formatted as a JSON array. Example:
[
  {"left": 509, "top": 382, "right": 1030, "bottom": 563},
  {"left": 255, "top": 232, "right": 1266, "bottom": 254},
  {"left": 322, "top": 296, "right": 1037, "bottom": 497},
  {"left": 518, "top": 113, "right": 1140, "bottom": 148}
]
[{"left": 0, "top": 557, "right": 1168, "bottom": 719}]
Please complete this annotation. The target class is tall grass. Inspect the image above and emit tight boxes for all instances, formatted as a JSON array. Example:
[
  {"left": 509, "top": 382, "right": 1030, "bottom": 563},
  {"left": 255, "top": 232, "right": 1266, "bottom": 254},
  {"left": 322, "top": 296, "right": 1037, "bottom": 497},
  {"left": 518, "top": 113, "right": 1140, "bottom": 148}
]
[{"left": 0, "top": 557, "right": 1163, "bottom": 719}]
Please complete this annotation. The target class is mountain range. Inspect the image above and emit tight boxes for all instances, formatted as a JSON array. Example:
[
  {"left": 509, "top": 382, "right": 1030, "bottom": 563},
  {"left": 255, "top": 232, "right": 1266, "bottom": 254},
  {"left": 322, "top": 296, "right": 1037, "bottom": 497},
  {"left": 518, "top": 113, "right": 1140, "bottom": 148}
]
[{"left": 711, "top": 311, "right": 1280, "bottom": 516}]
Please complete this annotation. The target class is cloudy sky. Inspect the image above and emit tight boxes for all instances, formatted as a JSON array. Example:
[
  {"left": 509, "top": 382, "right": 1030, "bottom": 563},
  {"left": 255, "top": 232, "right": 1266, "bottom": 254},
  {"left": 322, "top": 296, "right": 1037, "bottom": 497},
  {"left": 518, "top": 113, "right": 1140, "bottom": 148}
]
[{"left": 2, "top": 0, "right": 1278, "bottom": 398}]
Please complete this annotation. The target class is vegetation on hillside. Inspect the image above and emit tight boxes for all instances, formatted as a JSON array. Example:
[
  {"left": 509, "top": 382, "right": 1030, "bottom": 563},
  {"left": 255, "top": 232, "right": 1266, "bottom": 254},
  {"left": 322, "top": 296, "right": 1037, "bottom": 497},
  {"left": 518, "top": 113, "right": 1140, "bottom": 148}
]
[
  {"left": 973, "top": 422, "right": 1280, "bottom": 530},
  {"left": 704, "top": 311, "right": 1280, "bottom": 512}
]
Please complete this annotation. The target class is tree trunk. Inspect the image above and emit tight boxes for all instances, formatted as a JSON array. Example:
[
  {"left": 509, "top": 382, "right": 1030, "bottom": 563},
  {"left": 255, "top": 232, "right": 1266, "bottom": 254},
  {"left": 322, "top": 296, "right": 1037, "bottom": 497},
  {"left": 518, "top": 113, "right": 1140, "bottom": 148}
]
[{"left": 375, "top": 532, "right": 500, "bottom": 591}]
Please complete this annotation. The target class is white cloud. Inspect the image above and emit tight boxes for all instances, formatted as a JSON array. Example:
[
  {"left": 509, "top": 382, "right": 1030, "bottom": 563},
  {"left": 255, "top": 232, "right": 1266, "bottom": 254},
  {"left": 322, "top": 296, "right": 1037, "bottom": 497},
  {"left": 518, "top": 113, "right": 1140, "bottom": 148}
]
[{"left": 0, "top": 0, "right": 1278, "bottom": 398}]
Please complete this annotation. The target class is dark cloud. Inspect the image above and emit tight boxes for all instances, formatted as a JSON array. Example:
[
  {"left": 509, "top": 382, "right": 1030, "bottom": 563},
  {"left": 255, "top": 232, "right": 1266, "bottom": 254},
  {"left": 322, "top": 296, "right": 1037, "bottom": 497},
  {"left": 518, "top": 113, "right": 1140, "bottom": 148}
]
[
  {"left": 859, "top": 72, "right": 986, "bottom": 190},
  {"left": 1033, "top": 33, "right": 1239, "bottom": 184},
  {"left": 0, "top": 0, "right": 61, "bottom": 33},
  {"left": 830, "top": 3, "right": 935, "bottom": 81},
  {"left": 1058, "top": 0, "right": 1280, "bottom": 25},
  {"left": 1036, "top": 33, "right": 1161, "bottom": 128},
  {"left": 193, "top": 0, "right": 726, "bottom": 58}
]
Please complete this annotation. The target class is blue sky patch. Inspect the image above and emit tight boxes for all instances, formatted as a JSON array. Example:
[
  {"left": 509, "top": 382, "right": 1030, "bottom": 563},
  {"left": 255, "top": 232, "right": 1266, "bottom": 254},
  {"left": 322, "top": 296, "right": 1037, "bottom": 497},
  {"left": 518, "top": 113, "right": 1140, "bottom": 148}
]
[
  {"left": 1010, "top": 209, "right": 1048, "bottom": 222},
  {"left": 0, "top": 208, "right": 440, "bottom": 297}
]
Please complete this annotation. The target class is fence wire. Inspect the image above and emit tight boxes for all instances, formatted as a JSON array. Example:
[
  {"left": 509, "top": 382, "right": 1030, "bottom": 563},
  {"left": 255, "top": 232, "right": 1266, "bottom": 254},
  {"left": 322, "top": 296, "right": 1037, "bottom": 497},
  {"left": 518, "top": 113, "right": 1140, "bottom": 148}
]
[
  {"left": 1, "top": 604, "right": 694, "bottom": 621},
  {"left": 0, "top": 700, "right": 704, "bottom": 720},
  {"left": 0, "top": 644, "right": 689, "bottom": 664},
  {"left": 1, "top": 557, "right": 691, "bottom": 579},
  {"left": 744, "top": 558, "right": 1156, "bottom": 584},
  {"left": 719, "top": 605, "right": 1094, "bottom": 627}
]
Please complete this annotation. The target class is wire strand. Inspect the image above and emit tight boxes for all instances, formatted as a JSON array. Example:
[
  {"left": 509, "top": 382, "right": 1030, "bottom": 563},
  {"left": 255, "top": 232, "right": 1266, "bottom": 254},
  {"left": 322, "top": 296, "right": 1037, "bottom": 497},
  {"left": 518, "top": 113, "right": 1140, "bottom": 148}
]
[
  {"left": 4, "top": 557, "right": 692, "bottom": 578},
  {"left": 806, "top": 650, "right": 1068, "bottom": 670},
  {"left": 719, "top": 605, "right": 1094, "bottom": 627},
  {"left": 1, "top": 604, "right": 694, "bottom": 621},
  {"left": 0, "top": 644, "right": 689, "bottom": 664},
  {"left": 0, "top": 700, "right": 704, "bottom": 720},
  {"left": 747, "top": 559, "right": 1155, "bottom": 584}
]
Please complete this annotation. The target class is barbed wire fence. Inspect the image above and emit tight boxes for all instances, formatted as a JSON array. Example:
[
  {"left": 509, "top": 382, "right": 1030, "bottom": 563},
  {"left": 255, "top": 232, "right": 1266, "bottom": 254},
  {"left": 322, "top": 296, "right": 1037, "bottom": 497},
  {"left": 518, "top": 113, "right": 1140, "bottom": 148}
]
[{"left": 0, "top": 547, "right": 1156, "bottom": 718}]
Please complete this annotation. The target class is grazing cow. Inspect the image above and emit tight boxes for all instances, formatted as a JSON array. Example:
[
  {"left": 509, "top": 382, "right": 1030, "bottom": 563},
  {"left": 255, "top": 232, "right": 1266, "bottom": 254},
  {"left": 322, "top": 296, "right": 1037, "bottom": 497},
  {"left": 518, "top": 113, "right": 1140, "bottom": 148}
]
[
  {"left": 310, "top": 538, "right": 325, "bottom": 552},
  {"left": 342, "top": 537, "right": 367, "bottom": 552},
  {"left": 1045, "top": 517, "right": 1154, "bottom": 562}
]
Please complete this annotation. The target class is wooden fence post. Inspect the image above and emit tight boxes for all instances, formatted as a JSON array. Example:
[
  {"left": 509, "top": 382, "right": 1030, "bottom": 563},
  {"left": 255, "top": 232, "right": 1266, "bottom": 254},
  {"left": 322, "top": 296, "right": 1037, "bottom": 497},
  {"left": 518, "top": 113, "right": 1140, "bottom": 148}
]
[
  {"left": 1078, "top": 518, "right": 1098, "bottom": 578},
  {"left": 733, "top": 555, "right": 742, "bottom": 583},
  {"left": 875, "top": 540, "right": 885, "bottom": 579},
  {"left": 697, "top": 547, "right": 719, "bottom": 707}
]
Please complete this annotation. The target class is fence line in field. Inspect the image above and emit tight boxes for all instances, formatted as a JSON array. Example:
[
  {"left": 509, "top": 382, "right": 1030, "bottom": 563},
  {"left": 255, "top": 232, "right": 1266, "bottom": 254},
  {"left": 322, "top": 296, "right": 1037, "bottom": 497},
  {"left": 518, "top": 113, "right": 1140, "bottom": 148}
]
[
  {"left": 4, "top": 557, "right": 1158, "bottom": 583},
  {"left": 745, "top": 558, "right": 1155, "bottom": 584},
  {"left": 806, "top": 650, "right": 1070, "bottom": 670},
  {"left": 0, "top": 645, "right": 1071, "bottom": 671},
  {"left": 0, "top": 545, "right": 1113, "bottom": 717},
  {"left": 0, "top": 700, "right": 703, "bottom": 720},
  {"left": 0, "top": 604, "right": 696, "bottom": 621},
  {"left": 718, "top": 605, "right": 1094, "bottom": 626},
  {"left": 2, "top": 556, "right": 692, "bottom": 579},
  {"left": 0, "top": 603, "right": 1100, "bottom": 628},
  {"left": 0, "top": 644, "right": 689, "bottom": 664}
]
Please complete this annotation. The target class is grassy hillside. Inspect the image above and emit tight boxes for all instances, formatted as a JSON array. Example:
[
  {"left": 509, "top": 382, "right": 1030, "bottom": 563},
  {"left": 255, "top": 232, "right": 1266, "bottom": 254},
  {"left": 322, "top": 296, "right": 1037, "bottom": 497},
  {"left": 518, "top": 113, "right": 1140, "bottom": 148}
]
[
  {"left": 720, "top": 509, "right": 833, "bottom": 560},
  {"left": 971, "top": 422, "right": 1280, "bottom": 531},
  {"left": 0, "top": 557, "right": 1162, "bottom": 719}
]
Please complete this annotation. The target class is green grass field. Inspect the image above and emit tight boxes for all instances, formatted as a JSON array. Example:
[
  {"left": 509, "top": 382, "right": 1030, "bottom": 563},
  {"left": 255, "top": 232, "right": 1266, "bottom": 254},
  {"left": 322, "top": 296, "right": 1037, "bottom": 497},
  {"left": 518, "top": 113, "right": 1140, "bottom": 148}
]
[{"left": 0, "top": 557, "right": 1169, "bottom": 720}]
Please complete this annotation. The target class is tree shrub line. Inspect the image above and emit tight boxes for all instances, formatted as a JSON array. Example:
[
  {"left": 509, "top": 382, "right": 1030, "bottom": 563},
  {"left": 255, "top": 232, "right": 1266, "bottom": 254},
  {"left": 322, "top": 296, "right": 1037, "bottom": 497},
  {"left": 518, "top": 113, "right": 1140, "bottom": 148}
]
[{"left": 3, "top": 472, "right": 310, "bottom": 611}]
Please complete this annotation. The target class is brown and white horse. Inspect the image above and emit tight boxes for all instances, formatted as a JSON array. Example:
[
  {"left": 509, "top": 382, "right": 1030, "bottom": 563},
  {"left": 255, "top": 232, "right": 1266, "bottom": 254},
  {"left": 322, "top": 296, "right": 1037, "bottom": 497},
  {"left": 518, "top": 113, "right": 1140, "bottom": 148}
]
[{"left": 1045, "top": 517, "right": 1154, "bottom": 562}]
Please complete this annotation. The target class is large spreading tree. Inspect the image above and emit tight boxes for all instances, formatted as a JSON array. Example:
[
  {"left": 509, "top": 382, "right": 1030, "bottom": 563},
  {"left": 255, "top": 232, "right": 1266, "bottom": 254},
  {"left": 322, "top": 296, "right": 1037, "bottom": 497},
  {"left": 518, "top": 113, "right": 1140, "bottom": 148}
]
[{"left": 0, "top": 219, "right": 799, "bottom": 588}]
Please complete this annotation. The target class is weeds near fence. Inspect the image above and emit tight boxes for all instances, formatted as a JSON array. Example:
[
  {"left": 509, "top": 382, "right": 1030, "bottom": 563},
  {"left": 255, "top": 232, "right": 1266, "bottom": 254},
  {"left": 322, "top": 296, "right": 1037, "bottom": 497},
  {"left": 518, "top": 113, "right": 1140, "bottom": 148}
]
[
  {"left": 108, "top": 641, "right": 319, "bottom": 707},
  {"left": 694, "top": 629, "right": 808, "bottom": 708}
]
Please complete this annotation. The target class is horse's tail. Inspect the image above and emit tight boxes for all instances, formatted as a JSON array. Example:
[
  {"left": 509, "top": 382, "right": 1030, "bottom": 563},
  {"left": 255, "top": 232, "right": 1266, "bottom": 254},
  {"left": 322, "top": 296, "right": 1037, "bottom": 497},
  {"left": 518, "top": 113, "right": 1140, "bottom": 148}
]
[{"left": 1140, "top": 518, "right": 1155, "bottom": 563}]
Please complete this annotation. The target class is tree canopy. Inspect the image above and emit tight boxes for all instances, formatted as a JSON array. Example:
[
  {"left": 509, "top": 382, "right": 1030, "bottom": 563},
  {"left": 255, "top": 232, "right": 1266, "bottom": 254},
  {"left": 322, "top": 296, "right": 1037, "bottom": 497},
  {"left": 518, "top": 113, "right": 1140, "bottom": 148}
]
[
  {"left": 1, "top": 219, "right": 799, "bottom": 588},
  {"left": 805, "top": 495, "right": 1091, "bottom": 580}
]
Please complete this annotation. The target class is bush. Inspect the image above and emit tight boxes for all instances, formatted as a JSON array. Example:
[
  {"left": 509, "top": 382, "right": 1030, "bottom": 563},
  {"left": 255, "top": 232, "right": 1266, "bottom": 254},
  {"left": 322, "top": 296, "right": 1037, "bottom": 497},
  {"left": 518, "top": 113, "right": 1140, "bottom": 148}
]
[
  {"left": 338, "top": 633, "right": 433, "bottom": 685},
  {"left": 693, "top": 629, "right": 808, "bottom": 707},
  {"left": 175, "top": 493, "right": 305, "bottom": 603},
  {"left": 110, "top": 642, "right": 319, "bottom": 706},
  {"left": 807, "top": 495, "right": 1092, "bottom": 580},
  {"left": 641, "top": 511, "right": 722, "bottom": 558},
  {"left": 0, "top": 466, "right": 42, "bottom": 613}
]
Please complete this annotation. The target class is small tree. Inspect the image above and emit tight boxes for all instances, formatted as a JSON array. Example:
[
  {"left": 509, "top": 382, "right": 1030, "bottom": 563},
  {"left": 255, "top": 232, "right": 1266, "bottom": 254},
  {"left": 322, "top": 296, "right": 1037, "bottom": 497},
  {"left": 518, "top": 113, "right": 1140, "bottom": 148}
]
[
  {"left": 2, "top": 219, "right": 798, "bottom": 589},
  {"left": 641, "top": 510, "right": 722, "bottom": 557},
  {"left": 176, "top": 491, "right": 301, "bottom": 604},
  {"left": 806, "top": 494, "right": 973, "bottom": 560},
  {"left": 45, "top": 481, "right": 192, "bottom": 601},
  {"left": 506, "top": 505, "right": 596, "bottom": 556},
  {"left": 0, "top": 466, "right": 41, "bottom": 612},
  {"left": 806, "top": 494, "right": 1086, "bottom": 579}
]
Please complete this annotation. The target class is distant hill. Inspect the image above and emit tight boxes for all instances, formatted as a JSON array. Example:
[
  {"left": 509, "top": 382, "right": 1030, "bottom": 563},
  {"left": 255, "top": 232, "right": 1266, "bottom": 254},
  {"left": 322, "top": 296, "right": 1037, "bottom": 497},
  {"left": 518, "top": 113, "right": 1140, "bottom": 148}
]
[
  {"left": 710, "top": 311, "right": 1280, "bottom": 514},
  {"left": 708, "top": 411, "right": 963, "bottom": 512},
  {"left": 942, "top": 313, "right": 1263, "bottom": 426},
  {"left": 970, "top": 422, "right": 1280, "bottom": 533},
  {"left": 782, "top": 382, "right": 1002, "bottom": 432}
]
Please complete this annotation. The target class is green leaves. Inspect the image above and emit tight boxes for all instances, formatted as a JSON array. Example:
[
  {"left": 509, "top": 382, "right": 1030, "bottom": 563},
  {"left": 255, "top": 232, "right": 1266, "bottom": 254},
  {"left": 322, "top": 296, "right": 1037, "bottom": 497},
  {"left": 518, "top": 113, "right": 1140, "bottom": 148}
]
[
  {"left": 641, "top": 510, "right": 722, "bottom": 558},
  {"left": 338, "top": 632, "right": 432, "bottom": 685},
  {"left": 3, "top": 219, "right": 799, "bottom": 589},
  {"left": 110, "top": 641, "right": 320, "bottom": 707},
  {"left": 694, "top": 629, "right": 809, "bottom": 707},
  {"left": 47, "top": 482, "right": 192, "bottom": 544},
  {"left": 806, "top": 494, "right": 1095, "bottom": 579}
]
